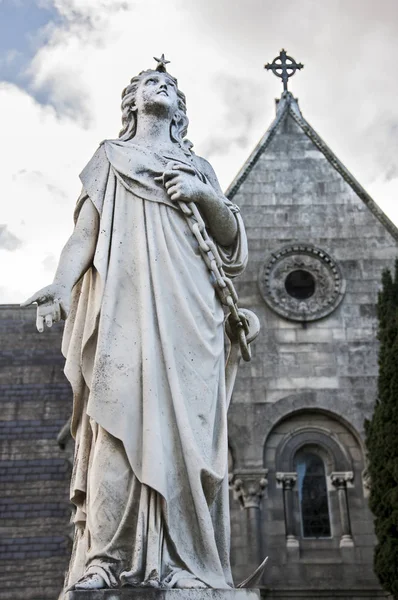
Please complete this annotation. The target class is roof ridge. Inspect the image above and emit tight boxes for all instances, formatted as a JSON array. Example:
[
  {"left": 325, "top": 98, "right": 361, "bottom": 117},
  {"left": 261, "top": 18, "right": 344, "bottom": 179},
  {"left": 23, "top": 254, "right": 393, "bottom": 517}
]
[{"left": 225, "top": 95, "right": 290, "bottom": 199}]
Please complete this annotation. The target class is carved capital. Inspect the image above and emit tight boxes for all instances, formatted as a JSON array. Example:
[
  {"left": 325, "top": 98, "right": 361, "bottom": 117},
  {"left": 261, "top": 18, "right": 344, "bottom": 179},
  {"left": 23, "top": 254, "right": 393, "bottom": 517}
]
[
  {"left": 331, "top": 471, "right": 354, "bottom": 489},
  {"left": 231, "top": 469, "right": 268, "bottom": 509},
  {"left": 276, "top": 472, "right": 297, "bottom": 489}
]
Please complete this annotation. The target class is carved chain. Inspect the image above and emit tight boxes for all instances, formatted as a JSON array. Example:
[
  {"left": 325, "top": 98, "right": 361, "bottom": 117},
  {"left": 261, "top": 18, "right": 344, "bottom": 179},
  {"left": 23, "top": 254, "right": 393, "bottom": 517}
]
[{"left": 177, "top": 199, "right": 252, "bottom": 362}]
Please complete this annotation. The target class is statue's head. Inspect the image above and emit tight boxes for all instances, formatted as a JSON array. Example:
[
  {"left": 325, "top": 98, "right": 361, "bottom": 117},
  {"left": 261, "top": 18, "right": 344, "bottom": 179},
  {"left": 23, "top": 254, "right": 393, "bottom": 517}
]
[{"left": 119, "top": 67, "right": 190, "bottom": 151}]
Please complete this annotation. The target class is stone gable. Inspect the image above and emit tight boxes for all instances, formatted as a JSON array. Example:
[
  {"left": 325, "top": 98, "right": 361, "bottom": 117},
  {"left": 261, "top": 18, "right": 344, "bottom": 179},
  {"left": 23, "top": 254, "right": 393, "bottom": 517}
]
[{"left": 230, "top": 110, "right": 397, "bottom": 409}]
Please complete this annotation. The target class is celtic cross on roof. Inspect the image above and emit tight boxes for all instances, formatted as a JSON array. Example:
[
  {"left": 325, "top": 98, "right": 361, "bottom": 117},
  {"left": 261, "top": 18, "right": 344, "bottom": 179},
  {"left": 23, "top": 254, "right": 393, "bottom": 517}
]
[{"left": 264, "top": 49, "right": 304, "bottom": 92}]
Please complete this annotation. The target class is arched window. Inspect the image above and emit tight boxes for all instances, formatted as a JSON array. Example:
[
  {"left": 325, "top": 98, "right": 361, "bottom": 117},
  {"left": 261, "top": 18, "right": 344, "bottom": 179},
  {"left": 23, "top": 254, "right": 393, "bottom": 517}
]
[{"left": 294, "top": 449, "right": 331, "bottom": 538}]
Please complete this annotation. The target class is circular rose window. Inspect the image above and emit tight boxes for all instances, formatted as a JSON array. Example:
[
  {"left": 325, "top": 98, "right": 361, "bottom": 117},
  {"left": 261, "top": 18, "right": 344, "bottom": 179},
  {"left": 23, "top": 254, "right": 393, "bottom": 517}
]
[
  {"left": 284, "top": 269, "right": 316, "bottom": 300},
  {"left": 259, "top": 245, "right": 345, "bottom": 322}
]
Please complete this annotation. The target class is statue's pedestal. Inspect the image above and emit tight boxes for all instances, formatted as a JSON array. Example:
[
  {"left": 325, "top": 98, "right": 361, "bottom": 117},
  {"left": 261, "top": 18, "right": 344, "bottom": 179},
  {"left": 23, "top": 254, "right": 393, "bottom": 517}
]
[{"left": 66, "top": 589, "right": 260, "bottom": 600}]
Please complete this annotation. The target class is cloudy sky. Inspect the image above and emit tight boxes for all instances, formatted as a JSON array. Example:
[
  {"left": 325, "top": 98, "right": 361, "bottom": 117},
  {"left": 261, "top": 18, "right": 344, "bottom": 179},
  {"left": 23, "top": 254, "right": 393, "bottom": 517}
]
[{"left": 1, "top": 0, "right": 398, "bottom": 303}]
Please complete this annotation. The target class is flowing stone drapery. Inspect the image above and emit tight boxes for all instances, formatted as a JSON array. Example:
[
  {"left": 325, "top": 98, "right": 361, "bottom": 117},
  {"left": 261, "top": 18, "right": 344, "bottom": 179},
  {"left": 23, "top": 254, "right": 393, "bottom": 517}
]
[{"left": 61, "top": 140, "right": 248, "bottom": 592}]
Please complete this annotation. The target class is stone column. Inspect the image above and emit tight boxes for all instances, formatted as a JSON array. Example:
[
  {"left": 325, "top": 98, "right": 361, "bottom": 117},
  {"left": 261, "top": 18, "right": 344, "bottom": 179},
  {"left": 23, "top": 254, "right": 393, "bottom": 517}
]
[
  {"left": 232, "top": 469, "right": 268, "bottom": 566},
  {"left": 276, "top": 472, "right": 299, "bottom": 548},
  {"left": 331, "top": 471, "right": 354, "bottom": 547}
]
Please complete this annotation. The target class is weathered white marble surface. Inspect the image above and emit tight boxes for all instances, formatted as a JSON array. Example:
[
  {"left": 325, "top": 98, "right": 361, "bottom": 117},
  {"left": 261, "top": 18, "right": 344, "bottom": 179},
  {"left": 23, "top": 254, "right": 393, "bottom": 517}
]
[{"left": 24, "top": 59, "right": 249, "bottom": 595}]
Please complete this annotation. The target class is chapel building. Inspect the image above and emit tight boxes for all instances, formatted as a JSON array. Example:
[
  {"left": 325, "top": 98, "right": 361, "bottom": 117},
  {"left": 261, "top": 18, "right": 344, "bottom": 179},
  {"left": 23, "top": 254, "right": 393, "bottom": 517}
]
[
  {"left": 0, "top": 60, "right": 397, "bottom": 600},
  {"left": 227, "top": 82, "right": 398, "bottom": 599}
]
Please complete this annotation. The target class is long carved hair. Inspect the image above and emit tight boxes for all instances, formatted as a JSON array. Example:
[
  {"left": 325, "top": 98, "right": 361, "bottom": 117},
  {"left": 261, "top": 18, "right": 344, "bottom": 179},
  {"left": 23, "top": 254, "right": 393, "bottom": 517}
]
[{"left": 118, "top": 69, "right": 192, "bottom": 154}]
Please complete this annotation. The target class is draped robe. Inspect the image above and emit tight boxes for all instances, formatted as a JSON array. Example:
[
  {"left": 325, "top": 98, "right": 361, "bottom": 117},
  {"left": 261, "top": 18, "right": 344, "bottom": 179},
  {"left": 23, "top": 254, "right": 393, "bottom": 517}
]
[{"left": 61, "top": 139, "right": 248, "bottom": 592}]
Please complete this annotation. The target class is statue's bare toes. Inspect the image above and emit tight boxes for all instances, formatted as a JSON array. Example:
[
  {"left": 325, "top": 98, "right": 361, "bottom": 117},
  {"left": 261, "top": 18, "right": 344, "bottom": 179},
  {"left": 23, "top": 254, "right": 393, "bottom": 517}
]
[{"left": 74, "top": 573, "right": 107, "bottom": 590}]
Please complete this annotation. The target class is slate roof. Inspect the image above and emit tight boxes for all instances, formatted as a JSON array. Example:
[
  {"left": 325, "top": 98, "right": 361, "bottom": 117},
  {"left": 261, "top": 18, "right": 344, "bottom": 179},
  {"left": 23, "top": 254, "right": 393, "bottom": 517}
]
[{"left": 225, "top": 91, "right": 398, "bottom": 242}]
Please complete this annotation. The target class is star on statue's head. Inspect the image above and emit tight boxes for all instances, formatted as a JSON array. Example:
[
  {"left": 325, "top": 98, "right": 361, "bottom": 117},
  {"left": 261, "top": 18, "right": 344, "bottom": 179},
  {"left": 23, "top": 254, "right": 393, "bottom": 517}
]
[{"left": 153, "top": 54, "right": 170, "bottom": 73}]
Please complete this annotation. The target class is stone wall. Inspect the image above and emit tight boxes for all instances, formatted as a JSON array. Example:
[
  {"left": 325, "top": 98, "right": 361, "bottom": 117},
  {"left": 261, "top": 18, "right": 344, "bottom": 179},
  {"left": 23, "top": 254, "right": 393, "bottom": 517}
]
[{"left": 0, "top": 305, "right": 71, "bottom": 599}]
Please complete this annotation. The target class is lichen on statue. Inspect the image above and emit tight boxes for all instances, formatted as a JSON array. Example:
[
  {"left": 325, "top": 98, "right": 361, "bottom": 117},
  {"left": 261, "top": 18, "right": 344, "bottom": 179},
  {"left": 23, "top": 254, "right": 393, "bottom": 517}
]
[{"left": 22, "top": 57, "right": 248, "bottom": 595}]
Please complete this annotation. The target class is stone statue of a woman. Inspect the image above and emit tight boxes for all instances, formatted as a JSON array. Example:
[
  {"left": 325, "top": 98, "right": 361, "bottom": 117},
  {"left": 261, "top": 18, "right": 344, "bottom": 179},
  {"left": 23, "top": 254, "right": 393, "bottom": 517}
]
[{"left": 23, "top": 57, "right": 249, "bottom": 594}]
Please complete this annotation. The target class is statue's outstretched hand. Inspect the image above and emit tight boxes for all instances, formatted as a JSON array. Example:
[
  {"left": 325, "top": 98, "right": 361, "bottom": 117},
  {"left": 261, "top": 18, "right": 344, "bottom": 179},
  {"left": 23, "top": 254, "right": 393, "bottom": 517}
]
[{"left": 21, "top": 284, "right": 70, "bottom": 332}]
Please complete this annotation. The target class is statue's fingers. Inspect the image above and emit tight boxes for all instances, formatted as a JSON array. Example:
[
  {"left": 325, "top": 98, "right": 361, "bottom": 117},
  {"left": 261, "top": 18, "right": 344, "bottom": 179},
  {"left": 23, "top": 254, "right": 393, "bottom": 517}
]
[
  {"left": 162, "top": 169, "right": 179, "bottom": 184},
  {"left": 45, "top": 314, "right": 53, "bottom": 328},
  {"left": 22, "top": 288, "right": 54, "bottom": 307},
  {"left": 166, "top": 184, "right": 179, "bottom": 197},
  {"left": 165, "top": 177, "right": 181, "bottom": 190},
  {"left": 37, "top": 302, "right": 52, "bottom": 316},
  {"left": 165, "top": 160, "right": 181, "bottom": 172},
  {"left": 21, "top": 292, "right": 41, "bottom": 307},
  {"left": 53, "top": 300, "right": 61, "bottom": 322},
  {"left": 172, "top": 164, "right": 197, "bottom": 176},
  {"left": 170, "top": 190, "right": 182, "bottom": 201},
  {"left": 36, "top": 313, "right": 45, "bottom": 333}
]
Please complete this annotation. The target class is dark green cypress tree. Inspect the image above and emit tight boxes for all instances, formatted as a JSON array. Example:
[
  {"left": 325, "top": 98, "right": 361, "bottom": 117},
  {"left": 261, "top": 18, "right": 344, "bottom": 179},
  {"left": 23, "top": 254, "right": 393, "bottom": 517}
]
[{"left": 365, "top": 260, "right": 398, "bottom": 598}]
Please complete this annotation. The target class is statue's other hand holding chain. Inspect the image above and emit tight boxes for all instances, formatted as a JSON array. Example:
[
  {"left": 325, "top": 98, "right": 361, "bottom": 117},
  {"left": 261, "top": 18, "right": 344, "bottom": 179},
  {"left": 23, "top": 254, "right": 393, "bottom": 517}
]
[{"left": 159, "top": 163, "right": 218, "bottom": 206}]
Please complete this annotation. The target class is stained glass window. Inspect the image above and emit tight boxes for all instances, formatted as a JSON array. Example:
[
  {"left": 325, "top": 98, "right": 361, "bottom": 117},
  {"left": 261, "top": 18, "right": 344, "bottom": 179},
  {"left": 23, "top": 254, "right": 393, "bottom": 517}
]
[{"left": 295, "top": 451, "right": 331, "bottom": 538}]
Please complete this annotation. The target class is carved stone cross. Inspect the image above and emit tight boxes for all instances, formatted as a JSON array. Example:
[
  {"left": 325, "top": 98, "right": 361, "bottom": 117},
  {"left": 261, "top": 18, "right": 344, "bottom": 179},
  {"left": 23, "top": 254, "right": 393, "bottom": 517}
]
[{"left": 265, "top": 49, "right": 304, "bottom": 92}]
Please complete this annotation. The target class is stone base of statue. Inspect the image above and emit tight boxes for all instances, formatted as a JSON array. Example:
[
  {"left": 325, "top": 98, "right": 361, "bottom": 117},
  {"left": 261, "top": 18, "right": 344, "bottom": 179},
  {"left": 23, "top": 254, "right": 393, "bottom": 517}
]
[{"left": 66, "top": 588, "right": 261, "bottom": 600}]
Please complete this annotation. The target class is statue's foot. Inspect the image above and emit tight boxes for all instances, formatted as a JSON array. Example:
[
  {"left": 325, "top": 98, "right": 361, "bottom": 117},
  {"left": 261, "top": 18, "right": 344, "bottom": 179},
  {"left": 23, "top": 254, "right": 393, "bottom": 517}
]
[
  {"left": 74, "top": 573, "right": 107, "bottom": 590},
  {"left": 142, "top": 579, "right": 161, "bottom": 589},
  {"left": 175, "top": 578, "right": 207, "bottom": 589}
]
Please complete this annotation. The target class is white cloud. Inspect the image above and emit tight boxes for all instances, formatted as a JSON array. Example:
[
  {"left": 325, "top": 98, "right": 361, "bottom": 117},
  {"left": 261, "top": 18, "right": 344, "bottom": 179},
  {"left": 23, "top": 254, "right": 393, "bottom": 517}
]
[
  {"left": 368, "top": 178, "right": 398, "bottom": 226},
  {"left": 0, "top": 225, "right": 22, "bottom": 251},
  {"left": 1, "top": 0, "right": 398, "bottom": 303},
  {"left": 42, "top": 252, "right": 57, "bottom": 272}
]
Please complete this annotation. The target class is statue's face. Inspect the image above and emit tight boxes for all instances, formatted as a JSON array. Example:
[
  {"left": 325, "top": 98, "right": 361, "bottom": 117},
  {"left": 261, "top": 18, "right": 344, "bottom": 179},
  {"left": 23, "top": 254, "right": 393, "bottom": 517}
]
[{"left": 135, "top": 72, "right": 179, "bottom": 115}]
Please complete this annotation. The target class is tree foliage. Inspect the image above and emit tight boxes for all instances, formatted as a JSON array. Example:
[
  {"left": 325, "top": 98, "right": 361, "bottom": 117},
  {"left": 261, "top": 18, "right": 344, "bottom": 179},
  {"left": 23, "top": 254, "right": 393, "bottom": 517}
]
[{"left": 365, "top": 261, "right": 398, "bottom": 598}]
